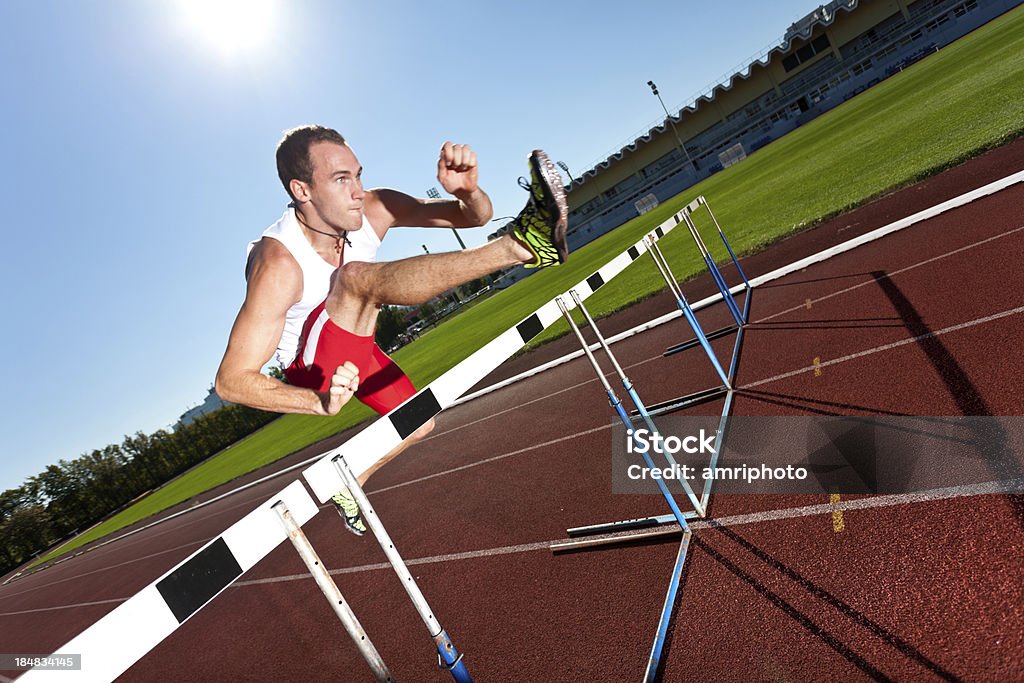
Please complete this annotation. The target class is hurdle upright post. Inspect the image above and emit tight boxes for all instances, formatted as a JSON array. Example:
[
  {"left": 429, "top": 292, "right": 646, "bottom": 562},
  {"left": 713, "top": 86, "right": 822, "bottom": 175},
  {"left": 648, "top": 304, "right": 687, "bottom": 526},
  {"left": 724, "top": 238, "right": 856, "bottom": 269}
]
[
  {"left": 645, "top": 235, "right": 732, "bottom": 390},
  {"left": 332, "top": 455, "right": 472, "bottom": 683},
  {"left": 567, "top": 289, "right": 705, "bottom": 517},
  {"left": 554, "top": 294, "right": 693, "bottom": 680},
  {"left": 681, "top": 211, "right": 744, "bottom": 326},
  {"left": 272, "top": 501, "right": 394, "bottom": 683}
]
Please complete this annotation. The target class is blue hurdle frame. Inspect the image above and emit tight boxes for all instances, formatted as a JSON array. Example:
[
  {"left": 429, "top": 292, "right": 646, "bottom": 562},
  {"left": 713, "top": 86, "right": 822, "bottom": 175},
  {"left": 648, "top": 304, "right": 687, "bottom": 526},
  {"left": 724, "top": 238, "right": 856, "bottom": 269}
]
[
  {"left": 554, "top": 294, "right": 693, "bottom": 682},
  {"left": 636, "top": 196, "right": 752, "bottom": 417},
  {"left": 563, "top": 196, "right": 751, "bottom": 541},
  {"left": 552, "top": 197, "right": 750, "bottom": 680}
]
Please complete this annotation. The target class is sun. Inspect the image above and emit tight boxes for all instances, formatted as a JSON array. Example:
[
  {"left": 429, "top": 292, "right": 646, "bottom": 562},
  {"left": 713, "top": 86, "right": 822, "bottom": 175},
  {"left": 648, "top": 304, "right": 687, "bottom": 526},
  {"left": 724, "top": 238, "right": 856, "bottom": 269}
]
[{"left": 177, "top": 0, "right": 277, "bottom": 60}]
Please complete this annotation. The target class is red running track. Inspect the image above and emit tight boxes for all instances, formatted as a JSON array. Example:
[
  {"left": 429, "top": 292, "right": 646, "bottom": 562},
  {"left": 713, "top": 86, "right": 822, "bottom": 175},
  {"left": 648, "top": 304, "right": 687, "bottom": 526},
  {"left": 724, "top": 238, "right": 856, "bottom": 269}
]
[{"left": 2, "top": 140, "right": 1023, "bottom": 682}]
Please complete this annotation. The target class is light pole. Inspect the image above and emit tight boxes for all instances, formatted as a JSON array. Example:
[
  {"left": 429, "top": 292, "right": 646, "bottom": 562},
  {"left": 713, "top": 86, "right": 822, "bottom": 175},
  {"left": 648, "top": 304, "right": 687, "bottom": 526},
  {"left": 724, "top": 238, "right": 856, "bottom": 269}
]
[
  {"left": 556, "top": 160, "right": 575, "bottom": 184},
  {"left": 647, "top": 80, "right": 696, "bottom": 170},
  {"left": 427, "top": 186, "right": 467, "bottom": 249}
]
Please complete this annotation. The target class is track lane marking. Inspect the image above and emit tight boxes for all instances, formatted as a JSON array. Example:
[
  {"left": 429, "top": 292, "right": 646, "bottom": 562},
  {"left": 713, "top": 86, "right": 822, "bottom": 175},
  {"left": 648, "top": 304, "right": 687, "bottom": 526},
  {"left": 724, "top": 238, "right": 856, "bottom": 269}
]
[
  {"left": 755, "top": 224, "right": 1024, "bottom": 324},
  {"left": 6, "top": 478, "right": 1018, "bottom": 615},
  {"left": 830, "top": 494, "right": 845, "bottom": 533},
  {"left": 241, "top": 479, "right": 1023, "bottom": 586},
  {"left": 14, "top": 221, "right": 1022, "bottom": 587},
  {"left": 744, "top": 305, "right": 1024, "bottom": 390},
  {"left": 368, "top": 424, "right": 611, "bottom": 495},
  {"left": 15, "top": 303, "right": 1022, "bottom": 595}
]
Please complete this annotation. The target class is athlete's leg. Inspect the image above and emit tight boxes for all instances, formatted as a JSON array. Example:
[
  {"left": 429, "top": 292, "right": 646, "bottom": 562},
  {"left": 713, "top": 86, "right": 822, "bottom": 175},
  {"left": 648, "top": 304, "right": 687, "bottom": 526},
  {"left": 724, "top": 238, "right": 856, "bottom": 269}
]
[
  {"left": 327, "top": 148, "right": 569, "bottom": 335},
  {"left": 352, "top": 344, "right": 435, "bottom": 483},
  {"left": 325, "top": 234, "right": 528, "bottom": 335}
]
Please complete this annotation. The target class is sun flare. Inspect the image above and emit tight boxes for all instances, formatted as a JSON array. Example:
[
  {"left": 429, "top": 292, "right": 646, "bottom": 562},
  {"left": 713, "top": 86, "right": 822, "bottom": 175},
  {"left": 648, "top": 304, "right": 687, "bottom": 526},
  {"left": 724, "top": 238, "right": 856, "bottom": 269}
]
[{"left": 178, "top": 0, "right": 277, "bottom": 60}]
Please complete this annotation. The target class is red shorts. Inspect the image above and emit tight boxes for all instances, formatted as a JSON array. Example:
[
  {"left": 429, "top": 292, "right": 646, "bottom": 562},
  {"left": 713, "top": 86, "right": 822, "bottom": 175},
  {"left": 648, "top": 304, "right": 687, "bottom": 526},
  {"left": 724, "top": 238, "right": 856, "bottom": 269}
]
[{"left": 284, "top": 302, "right": 416, "bottom": 415}]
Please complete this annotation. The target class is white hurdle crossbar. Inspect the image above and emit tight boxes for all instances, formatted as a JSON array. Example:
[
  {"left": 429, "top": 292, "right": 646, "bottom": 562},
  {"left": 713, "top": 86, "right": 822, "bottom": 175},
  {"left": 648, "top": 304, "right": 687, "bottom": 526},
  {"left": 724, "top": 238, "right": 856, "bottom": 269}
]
[{"left": 22, "top": 215, "right": 684, "bottom": 682}]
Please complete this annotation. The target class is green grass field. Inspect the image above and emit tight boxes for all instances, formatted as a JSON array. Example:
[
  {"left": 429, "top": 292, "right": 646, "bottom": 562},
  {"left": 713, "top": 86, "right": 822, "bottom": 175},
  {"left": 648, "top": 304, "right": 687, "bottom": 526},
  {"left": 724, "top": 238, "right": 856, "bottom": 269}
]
[{"left": 35, "top": 5, "right": 1024, "bottom": 567}]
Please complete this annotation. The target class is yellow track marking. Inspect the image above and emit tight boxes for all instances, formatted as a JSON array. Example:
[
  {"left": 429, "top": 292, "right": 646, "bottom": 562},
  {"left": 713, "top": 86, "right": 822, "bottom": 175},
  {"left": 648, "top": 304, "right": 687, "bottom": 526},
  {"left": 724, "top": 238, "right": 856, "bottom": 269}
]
[{"left": 830, "top": 494, "right": 845, "bottom": 533}]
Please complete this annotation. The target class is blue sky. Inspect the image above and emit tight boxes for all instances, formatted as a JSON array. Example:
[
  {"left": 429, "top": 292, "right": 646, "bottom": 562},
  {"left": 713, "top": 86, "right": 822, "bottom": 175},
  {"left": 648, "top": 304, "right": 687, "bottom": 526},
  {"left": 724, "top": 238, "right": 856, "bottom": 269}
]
[{"left": 0, "top": 0, "right": 817, "bottom": 492}]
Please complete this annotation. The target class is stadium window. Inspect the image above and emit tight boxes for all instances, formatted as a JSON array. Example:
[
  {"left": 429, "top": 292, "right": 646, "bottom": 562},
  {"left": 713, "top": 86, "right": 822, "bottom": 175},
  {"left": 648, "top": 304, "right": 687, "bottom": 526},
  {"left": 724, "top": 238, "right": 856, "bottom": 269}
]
[
  {"left": 797, "top": 44, "right": 815, "bottom": 62},
  {"left": 812, "top": 35, "right": 830, "bottom": 52},
  {"left": 953, "top": 0, "right": 977, "bottom": 16},
  {"left": 782, "top": 54, "right": 799, "bottom": 72}
]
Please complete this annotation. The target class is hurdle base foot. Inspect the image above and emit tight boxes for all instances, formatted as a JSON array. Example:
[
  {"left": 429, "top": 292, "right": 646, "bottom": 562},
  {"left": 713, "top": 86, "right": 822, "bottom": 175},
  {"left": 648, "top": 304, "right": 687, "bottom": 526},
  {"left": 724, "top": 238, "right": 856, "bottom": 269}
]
[
  {"left": 629, "top": 385, "right": 728, "bottom": 418},
  {"left": 663, "top": 324, "right": 739, "bottom": 357}
]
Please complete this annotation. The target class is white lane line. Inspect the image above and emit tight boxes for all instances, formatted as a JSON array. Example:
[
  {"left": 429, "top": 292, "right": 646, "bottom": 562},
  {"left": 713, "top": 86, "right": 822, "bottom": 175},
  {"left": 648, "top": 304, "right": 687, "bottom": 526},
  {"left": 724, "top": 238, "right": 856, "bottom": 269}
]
[
  {"left": 8, "top": 478, "right": 1016, "bottom": 614},
  {"left": 24, "top": 295, "right": 1021, "bottom": 595},
  {"left": 21, "top": 173, "right": 1022, "bottom": 583},
  {"left": 755, "top": 224, "right": 1024, "bottom": 324},
  {"left": 6, "top": 483, "right": 288, "bottom": 588},
  {"left": 0, "top": 540, "right": 205, "bottom": 604},
  {"left": 430, "top": 224, "right": 1024, "bottom": 445},
  {"left": 452, "top": 171, "right": 1024, "bottom": 407},
  {"left": 421, "top": 226, "right": 1024, "bottom": 458},
  {"left": 744, "top": 305, "right": 1024, "bottom": 389},
  {"left": 368, "top": 424, "right": 611, "bottom": 495},
  {"left": 235, "top": 540, "right": 559, "bottom": 586},
  {"left": 242, "top": 478, "right": 1022, "bottom": 587},
  {"left": 369, "top": 305, "right": 1024, "bottom": 498},
  {"left": 0, "top": 597, "right": 125, "bottom": 618}
]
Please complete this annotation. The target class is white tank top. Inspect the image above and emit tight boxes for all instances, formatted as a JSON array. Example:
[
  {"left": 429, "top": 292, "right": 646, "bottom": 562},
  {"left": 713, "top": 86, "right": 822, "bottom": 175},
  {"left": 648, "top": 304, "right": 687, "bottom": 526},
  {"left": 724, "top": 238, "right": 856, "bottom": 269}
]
[{"left": 248, "top": 207, "right": 382, "bottom": 367}]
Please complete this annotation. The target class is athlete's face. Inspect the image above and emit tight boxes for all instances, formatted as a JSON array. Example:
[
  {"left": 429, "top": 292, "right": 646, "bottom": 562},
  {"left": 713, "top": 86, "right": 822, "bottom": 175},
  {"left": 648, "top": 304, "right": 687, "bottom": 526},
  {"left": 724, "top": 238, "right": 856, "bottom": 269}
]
[{"left": 302, "top": 141, "right": 365, "bottom": 231}]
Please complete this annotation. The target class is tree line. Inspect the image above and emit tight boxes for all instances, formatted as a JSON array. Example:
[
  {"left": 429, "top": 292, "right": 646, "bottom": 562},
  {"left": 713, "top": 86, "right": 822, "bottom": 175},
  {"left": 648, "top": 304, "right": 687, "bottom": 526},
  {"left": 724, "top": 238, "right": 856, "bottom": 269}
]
[
  {"left": 3, "top": 275, "right": 496, "bottom": 576},
  {"left": 1, "top": 403, "right": 278, "bottom": 575}
]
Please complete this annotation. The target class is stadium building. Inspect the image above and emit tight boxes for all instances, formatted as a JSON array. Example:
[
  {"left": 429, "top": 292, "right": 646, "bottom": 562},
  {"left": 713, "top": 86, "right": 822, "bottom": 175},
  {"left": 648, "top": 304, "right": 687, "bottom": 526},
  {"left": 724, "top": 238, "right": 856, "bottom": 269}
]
[{"left": 491, "top": 0, "right": 1017, "bottom": 285}]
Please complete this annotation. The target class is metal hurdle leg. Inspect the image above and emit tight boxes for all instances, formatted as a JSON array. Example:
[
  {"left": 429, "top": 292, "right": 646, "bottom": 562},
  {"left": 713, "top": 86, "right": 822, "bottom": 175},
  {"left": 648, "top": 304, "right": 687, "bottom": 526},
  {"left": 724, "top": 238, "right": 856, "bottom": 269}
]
[
  {"left": 554, "top": 295, "right": 693, "bottom": 681},
  {"left": 644, "top": 529, "right": 692, "bottom": 683},
  {"left": 332, "top": 456, "right": 472, "bottom": 683},
  {"left": 272, "top": 501, "right": 394, "bottom": 683},
  {"left": 567, "top": 289, "right": 704, "bottom": 517},
  {"left": 679, "top": 196, "right": 753, "bottom": 394},
  {"left": 651, "top": 236, "right": 741, "bottom": 362},
  {"left": 682, "top": 211, "right": 744, "bottom": 326},
  {"left": 644, "top": 236, "right": 732, "bottom": 391},
  {"left": 554, "top": 296, "right": 694, "bottom": 528},
  {"left": 704, "top": 199, "right": 752, "bottom": 293},
  {"left": 572, "top": 389, "right": 735, "bottom": 537}
]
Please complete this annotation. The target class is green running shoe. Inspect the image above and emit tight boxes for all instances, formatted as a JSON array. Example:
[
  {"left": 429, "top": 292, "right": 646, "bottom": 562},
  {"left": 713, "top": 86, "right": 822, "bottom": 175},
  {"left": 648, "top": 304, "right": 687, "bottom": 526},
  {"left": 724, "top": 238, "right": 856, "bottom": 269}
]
[
  {"left": 332, "top": 490, "right": 366, "bottom": 536},
  {"left": 508, "top": 150, "right": 569, "bottom": 268}
]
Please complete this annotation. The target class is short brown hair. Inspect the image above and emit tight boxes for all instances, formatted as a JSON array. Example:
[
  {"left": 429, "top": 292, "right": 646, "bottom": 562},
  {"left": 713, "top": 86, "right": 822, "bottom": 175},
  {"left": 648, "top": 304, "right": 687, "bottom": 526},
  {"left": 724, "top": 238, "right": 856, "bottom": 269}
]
[{"left": 276, "top": 125, "right": 347, "bottom": 201}]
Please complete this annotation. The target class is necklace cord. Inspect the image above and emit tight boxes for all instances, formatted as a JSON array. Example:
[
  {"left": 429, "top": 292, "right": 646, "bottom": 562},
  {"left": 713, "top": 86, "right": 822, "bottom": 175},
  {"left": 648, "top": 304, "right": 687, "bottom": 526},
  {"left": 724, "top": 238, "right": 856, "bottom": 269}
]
[{"left": 294, "top": 211, "right": 353, "bottom": 250}]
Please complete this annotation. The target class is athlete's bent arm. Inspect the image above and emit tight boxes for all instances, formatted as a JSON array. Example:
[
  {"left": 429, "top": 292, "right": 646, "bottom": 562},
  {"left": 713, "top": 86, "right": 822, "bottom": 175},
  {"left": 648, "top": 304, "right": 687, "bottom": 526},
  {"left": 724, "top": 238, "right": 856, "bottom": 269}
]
[
  {"left": 215, "top": 240, "right": 359, "bottom": 416},
  {"left": 369, "top": 142, "right": 494, "bottom": 233}
]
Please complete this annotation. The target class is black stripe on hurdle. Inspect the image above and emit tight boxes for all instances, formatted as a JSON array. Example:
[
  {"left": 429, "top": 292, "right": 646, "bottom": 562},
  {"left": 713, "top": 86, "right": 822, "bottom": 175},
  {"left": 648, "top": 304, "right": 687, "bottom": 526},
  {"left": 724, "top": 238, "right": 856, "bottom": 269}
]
[
  {"left": 655, "top": 226, "right": 664, "bottom": 238},
  {"left": 586, "top": 272, "right": 605, "bottom": 293},
  {"left": 390, "top": 389, "right": 442, "bottom": 439},
  {"left": 157, "top": 537, "right": 242, "bottom": 624},
  {"left": 627, "top": 246, "right": 640, "bottom": 261},
  {"left": 517, "top": 313, "right": 544, "bottom": 344}
]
